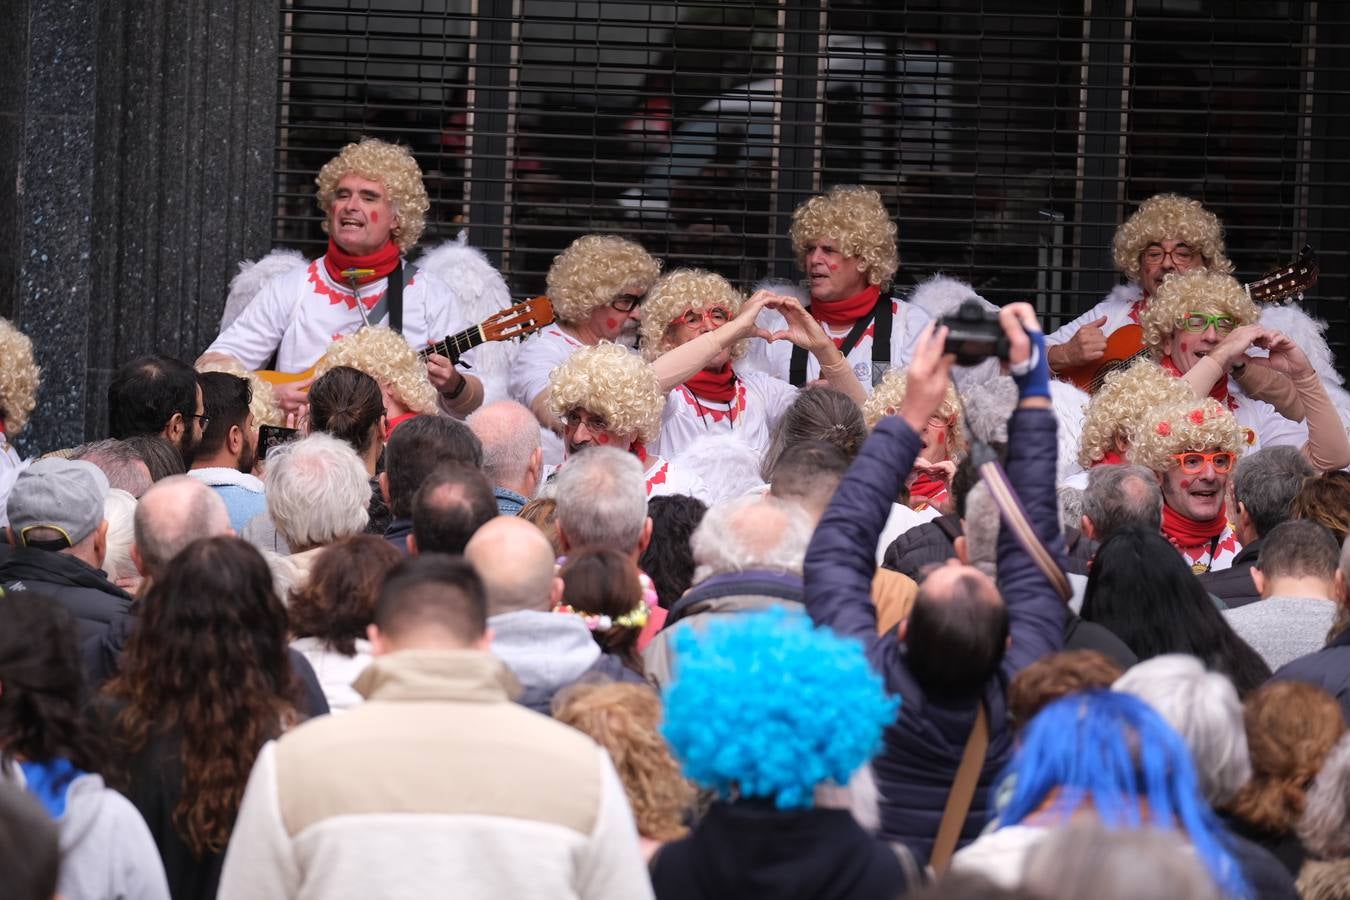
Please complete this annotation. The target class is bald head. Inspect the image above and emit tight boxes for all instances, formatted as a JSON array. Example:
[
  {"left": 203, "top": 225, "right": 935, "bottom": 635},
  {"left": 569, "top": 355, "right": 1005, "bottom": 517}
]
[
  {"left": 133, "top": 475, "right": 231, "bottom": 578},
  {"left": 464, "top": 515, "right": 560, "bottom": 616},
  {"left": 468, "top": 400, "right": 542, "bottom": 498},
  {"left": 906, "top": 560, "right": 1008, "bottom": 702}
]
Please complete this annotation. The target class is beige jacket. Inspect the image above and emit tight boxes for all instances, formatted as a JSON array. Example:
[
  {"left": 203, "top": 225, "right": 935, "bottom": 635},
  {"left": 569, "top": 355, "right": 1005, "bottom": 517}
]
[{"left": 217, "top": 649, "right": 653, "bottom": 900}]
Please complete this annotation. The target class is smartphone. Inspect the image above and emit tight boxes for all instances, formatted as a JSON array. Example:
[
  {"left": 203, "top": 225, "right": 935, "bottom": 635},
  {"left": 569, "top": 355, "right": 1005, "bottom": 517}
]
[{"left": 258, "top": 425, "right": 301, "bottom": 460}]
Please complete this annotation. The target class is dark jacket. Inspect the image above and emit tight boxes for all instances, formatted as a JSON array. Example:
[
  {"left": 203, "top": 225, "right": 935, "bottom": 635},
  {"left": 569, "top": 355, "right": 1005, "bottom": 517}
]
[
  {"left": 1271, "top": 625, "right": 1350, "bottom": 723},
  {"left": 804, "top": 409, "right": 1067, "bottom": 864},
  {"left": 0, "top": 544, "right": 134, "bottom": 688},
  {"left": 383, "top": 517, "right": 412, "bottom": 554},
  {"left": 882, "top": 516, "right": 1094, "bottom": 578},
  {"left": 1064, "top": 613, "right": 1138, "bottom": 669},
  {"left": 650, "top": 801, "right": 916, "bottom": 900},
  {"left": 1199, "top": 538, "right": 1262, "bottom": 609}
]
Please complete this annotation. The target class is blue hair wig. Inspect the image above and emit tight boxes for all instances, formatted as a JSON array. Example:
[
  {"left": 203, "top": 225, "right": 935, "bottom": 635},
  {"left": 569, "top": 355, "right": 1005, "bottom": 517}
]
[
  {"left": 1001, "top": 691, "right": 1248, "bottom": 899},
  {"left": 661, "top": 607, "right": 899, "bottom": 810}
]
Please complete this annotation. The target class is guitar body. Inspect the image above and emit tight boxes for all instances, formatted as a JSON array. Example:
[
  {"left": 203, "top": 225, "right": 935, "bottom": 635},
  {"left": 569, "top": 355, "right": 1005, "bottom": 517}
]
[
  {"left": 1057, "top": 324, "right": 1145, "bottom": 393},
  {"left": 255, "top": 367, "right": 316, "bottom": 386}
]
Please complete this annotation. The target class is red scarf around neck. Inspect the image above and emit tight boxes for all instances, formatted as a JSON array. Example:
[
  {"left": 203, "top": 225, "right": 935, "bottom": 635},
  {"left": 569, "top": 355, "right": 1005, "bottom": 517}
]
[
  {"left": 1094, "top": 450, "right": 1125, "bottom": 467},
  {"left": 909, "top": 474, "right": 948, "bottom": 501},
  {"left": 812, "top": 285, "right": 881, "bottom": 329},
  {"left": 685, "top": 363, "right": 737, "bottom": 403},
  {"left": 323, "top": 237, "right": 401, "bottom": 287},
  {"left": 1162, "top": 503, "right": 1228, "bottom": 548},
  {"left": 1161, "top": 355, "right": 1229, "bottom": 406}
]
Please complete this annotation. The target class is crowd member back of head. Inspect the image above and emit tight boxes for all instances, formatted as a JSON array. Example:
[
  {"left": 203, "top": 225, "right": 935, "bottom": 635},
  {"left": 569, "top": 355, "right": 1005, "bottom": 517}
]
[
  {"left": 467, "top": 400, "right": 543, "bottom": 515},
  {"left": 107, "top": 355, "right": 205, "bottom": 468},
  {"left": 1080, "top": 464, "right": 1162, "bottom": 542},
  {"left": 380, "top": 415, "right": 483, "bottom": 551},
  {"left": 409, "top": 462, "right": 498, "bottom": 556},
  {"left": 554, "top": 446, "right": 651, "bottom": 559}
]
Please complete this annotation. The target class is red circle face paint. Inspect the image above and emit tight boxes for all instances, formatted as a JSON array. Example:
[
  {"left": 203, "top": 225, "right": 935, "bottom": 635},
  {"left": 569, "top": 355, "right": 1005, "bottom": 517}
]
[
  {"left": 605, "top": 318, "right": 619, "bottom": 331},
  {"left": 596, "top": 433, "right": 609, "bottom": 445},
  {"left": 1180, "top": 478, "right": 1192, "bottom": 490},
  {"left": 1180, "top": 341, "right": 1189, "bottom": 353},
  {"left": 935, "top": 431, "right": 946, "bottom": 444},
  {"left": 370, "top": 211, "right": 379, "bottom": 223},
  {"left": 827, "top": 263, "right": 839, "bottom": 271}
]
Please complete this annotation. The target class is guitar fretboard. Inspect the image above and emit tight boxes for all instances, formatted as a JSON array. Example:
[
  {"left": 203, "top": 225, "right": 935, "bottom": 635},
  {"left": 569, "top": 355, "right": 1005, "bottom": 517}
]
[{"left": 421, "top": 326, "right": 487, "bottom": 363}]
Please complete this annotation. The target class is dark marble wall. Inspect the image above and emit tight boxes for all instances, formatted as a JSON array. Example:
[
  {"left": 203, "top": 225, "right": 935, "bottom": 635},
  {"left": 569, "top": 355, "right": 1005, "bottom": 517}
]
[{"left": 1, "top": 0, "right": 278, "bottom": 454}]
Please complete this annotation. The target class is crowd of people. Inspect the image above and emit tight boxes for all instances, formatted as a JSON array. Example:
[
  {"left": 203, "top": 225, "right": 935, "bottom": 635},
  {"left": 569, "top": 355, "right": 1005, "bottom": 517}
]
[{"left": 2, "top": 136, "right": 1350, "bottom": 900}]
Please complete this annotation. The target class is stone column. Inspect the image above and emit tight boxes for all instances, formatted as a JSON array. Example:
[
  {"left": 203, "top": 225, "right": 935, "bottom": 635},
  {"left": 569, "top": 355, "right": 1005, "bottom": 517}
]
[{"left": 0, "top": 0, "right": 279, "bottom": 454}]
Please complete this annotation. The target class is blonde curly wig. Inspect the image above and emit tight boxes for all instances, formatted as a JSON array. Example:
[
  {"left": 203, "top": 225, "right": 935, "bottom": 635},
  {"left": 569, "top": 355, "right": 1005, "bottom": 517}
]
[
  {"left": 195, "top": 358, "right": 285, "bottom": 428},
  {"left": 862, "top": 367, "right": 966, "bottom": 458},
  {"left": 1112, "top": 193, "right": 1233, "bottom": 283},
  {"left": 313, "top": 325, "right": 440, "bottom": 416},
  {"left": 546, "top": 234, "right": 661, "bottom": 325},
  {"left": 790, "top": 186, "right": 899, "bottom": 288},
  {"left": 0, "top": 317, "right": 40, "bottom": 435},
  {"left": 553, "top": 681, "right": 694, "bottom": 841},
  {"left": 639, "top": 268, "right": 746, "bottom": 362},
  {"left": 1138, "top": 269, "right": 1260, "bottom": 354},
  {"left": 548, "top": 342, "right": 664, "bottom": 445},
  {"left": 1128, "top": 397, "right": 1244, "bottom": 474},
  {"left": 1077, "top": 360, "right": 1194, "bottom": 468},
  {"left": 315, "top": 137, "right": 429, "bottom": 252}
]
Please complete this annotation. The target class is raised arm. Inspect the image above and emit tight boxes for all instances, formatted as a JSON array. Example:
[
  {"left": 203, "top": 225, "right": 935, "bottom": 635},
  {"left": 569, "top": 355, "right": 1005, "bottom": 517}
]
[{"left": 1249, "top": 330, "right": 1350, "bottom": 471}]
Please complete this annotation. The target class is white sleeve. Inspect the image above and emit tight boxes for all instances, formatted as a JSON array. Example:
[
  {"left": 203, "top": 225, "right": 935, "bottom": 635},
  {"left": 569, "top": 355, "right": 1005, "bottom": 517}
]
[
  {"left": 892, "top": 300, "right": 933, "bottom": 368},
  {"left": 509, "top": 332, "right": 570, "bottom": 408},
  {"left": 216, "top": 742, "right": 301, "bottom": 900},
  {"left": 1046, "top": 300, "right": 1112, "bottom": 347},
  {"left": 750, "top": 371, "right": 798, "bottom": 431},
  {"left": 106, "top": 791, "right": 172, "bottom": 900},
  {"left": 205, "top": 277, "right": 297, "bottom": 370},
  {"left": 574, "top": 752, "right": 656, "bottom": 900}
]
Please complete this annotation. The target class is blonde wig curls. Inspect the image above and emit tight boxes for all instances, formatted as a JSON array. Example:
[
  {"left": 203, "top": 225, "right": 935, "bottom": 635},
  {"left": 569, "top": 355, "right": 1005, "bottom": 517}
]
[
  {"left": 548, "top": 342, "right": 664, "bottom": 445},
  {"left": 552, "top": 681, "right": 694, "bottom": 842},
  {"left": 1112, "top": 193, "right": 1233, "bottom": 283},
  {"left": 0, "top": 317, "right": 40, "bottom": 435},
  {"left": 1128, "top": 397, "right": 1244, "bottom": 475},
  {"left": 639, "top": 268, "right": 746, "bottom": 362},
  {"left": 313, "top": 325, "right": 440, "bottom": 416},
  {"left": 315, "top": 137, "right": 429, "bottom": 252},
  {"left": 790, "top": 186, "right": 899, "bottom": 288},
  {"left": 547, "top": 234, "right": 661, "bottom": 325},
  {"left": 862, "top": 367, "right": 966, "bottom": 458},
  {"left": 1139, "top": 269, "right": 1260, "bottom": 354},
  {"left": 1078, "top": 360, "right": 1194, "bottom": 468},
  {"left": 195, "top": 358, "right": 285, "bottom": 428}
]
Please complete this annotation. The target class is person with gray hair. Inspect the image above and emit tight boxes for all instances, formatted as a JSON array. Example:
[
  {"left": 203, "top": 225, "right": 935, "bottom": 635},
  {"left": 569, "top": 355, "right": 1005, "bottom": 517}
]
[
  {"left": 467, "top": 400, "right": 543, "bottom": 515},
  {"left": 643, "top": 494, "right": 814, "bottom": 686},
  {"left": 131, "top": 475, "right": 232, "bottom": 582},
  {"left": 1201, "top": 445, "right": 1316, "bottom": 609},
  {"left": 1022, "top": 821, "right": 1223, "bottom": 900},
  {"left": 1080, "top": 464, "right": 1163, "bottom": 542},
  {"left": 263, "top": 432, "right": 371, "bottom": 591},
  {"left": 74, "top": 438, "right": 153, "bottom": 498},
  {"left": 1270, "top": 537, "right": 1350, "bottom": 723},
  {"left": 554, "top": 446, "right": 652, "bottom": 557},
  {"left": 1224, "top": 520, "right": 1342, "bottom": 670},
  {"left": 1297, "top": 732, "right": 1350, "bottom": 898}
]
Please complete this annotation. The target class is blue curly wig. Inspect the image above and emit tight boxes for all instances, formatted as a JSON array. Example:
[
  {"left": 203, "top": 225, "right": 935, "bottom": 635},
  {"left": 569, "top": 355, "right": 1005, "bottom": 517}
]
[
  {"left": 661, "top": 607, "right": 899, "bottom": 810},
  {"left": 1000, "top": 691, "right": 1249, "bottom": 899}
]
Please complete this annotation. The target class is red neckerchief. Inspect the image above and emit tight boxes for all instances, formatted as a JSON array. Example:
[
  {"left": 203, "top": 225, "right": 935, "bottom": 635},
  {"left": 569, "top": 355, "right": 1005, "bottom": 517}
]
[
  {"left": 685, "top": 363, "right": 737, "bottom": 403},
  {"left": 811, "top": 285, "right": 880, "bottom": 329},
  {"left": 322, "top": 237, "right": 401, "bottom": 286},
  {"left": 1126, "top": 289, "right": 1150, "bottom": 324},
  {"left": 1094, "top": 450, "right": 1125, "bottom": 467},
  {"left": 386, "top": 411, "right": 419, "bottom": 435},
  {"left": 909, "top": 474, "right": 948, "bottom": 501},
  {"left": 1162, "top": 503, "right": 1228, "bottom": 548},
  {"left": 1161, "top": 355, "right": 1232, "bottom": 408},
  {"left": 631, "top": 442, "right": 668, "bottom": 492}
]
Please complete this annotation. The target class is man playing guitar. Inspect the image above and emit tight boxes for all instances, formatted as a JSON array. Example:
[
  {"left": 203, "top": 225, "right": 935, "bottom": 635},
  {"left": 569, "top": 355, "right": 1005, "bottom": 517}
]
[{"left": 198, "top": 138, "right": 483, "bottom": 418}]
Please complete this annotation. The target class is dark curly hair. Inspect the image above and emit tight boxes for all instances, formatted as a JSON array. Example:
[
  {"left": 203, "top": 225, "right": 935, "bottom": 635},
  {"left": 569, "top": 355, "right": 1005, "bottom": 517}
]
[
  {"left": 288, "top": 534, "right": 402, "bottom": 656},
  {"left": 560, "top": 547, "right": 646, "bottom": 676},
  {"left": 0, "top": 593, "right": 105, "bottom": 780},
  {"left": 638, "top": 495, "right": 707, "bottom": 610},
  {"left": 104, "top": 536, "right": 298, "bottom": 856}
]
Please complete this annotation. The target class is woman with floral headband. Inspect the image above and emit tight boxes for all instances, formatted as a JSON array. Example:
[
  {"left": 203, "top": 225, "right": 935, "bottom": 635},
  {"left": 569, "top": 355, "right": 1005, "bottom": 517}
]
[
  {"left": 639, "top": 268, "right": 867, "bottom": 459},
  {"left": 557, "top": 547, "right": 653, "bottom": 681}
]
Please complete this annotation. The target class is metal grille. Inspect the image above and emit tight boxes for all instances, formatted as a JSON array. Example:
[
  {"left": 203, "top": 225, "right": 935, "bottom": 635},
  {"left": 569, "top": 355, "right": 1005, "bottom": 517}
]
[{"left": 274, "top": 0, "right": 1350, "bottom": 364}]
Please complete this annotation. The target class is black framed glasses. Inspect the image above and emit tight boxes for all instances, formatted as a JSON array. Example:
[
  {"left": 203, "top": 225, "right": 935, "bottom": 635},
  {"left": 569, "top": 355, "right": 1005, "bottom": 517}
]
[
  {"left": 188, "top": 413, "right": 211, "bottom": 430},
  {"left": 609, "top": 293, "right": 645, "bottom": 313}
]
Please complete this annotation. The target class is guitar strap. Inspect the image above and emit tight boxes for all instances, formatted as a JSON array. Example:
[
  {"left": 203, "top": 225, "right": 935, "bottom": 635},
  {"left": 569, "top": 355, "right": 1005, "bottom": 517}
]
[
  {"left": 365, "top": 262, "right": 413, "bottom": 335},
  {"left": 789, "top": 297, "right": 890, "bottom": 386}
]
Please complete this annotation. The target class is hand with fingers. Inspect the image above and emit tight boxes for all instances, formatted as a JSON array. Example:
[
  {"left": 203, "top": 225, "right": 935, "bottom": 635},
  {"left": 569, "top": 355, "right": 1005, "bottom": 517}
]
[
  {"left": 1248, "top": 329, "right": 1315, "bottom": 379},
  {"left": 1057, "top": 315, "right": 1108, "bottom": 367},
  {"left": 425, "top": 352, "right": 467, "bottom": 397},
  {"left": 999, "top": 302, "right": 1051, "bottom": 401},
  {"left": 272, "top": 376, "right": 313, "bottom": 417}
]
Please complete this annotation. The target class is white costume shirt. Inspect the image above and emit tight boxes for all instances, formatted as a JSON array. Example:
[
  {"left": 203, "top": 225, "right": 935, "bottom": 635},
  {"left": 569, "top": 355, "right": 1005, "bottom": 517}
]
[
  {"left": 1046, "top": 283, "right": 1145, "bottom": 347},
  {"left": 508, "top": 322, "right": 587, "bottom": 408},
  {"left": 642, "top": 453, "right": 708, "bottom": 501},
  {"left": 653, "top": 368, "right": 797, "bottom": 460},
  {"left": 1172, "top": 521, "right": 1241, "bottom": 574},
  {"left": 740, "top": 298, "right": 932, "bottom": 391},
  {"left": 0, "top": 436, "right": 26, "bottom": 529},
  {"left": 206, "top": 257, "right": 470, "bottom": 373}
]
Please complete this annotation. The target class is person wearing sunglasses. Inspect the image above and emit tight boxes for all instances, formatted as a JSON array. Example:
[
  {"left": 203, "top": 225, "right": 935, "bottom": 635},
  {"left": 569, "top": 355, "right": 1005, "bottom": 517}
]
[
  {"left": 637, "top": 268, "right": 867, "bottom": 460},
  {"left": 508, "top": 234, "right": 661, "bottom": 434},
  {"left": 1128, "top": 397, "right": 1247, "bottom": 574},
  {"left": 1047, "top": 193, "right": 1231, "bottom": 377},
  {"left": 1139, "top": 269, "right": 1350, "bottom": 473}
]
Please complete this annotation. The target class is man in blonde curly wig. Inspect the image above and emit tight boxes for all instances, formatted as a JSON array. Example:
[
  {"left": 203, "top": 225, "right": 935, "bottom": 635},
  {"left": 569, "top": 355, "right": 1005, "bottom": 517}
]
[
  {"left": 0, "top": 317, "right": 41, "bottom": 527},
  {"left": 742, "top": 185, "right": 931, "bottom": 392},
  {"left": 863, "top": 368, "right": 965, "bottom": 513},
  {"left": 1048, "top": 193, "right": 1231, "bottom": 381},
  {"left": 1138, "top": 269, "right": 1350, "bottom": 472},
  {"left": 202, "top": 137, "right": 483, "bottom": 419},
  {"left": 548, "top": 343, "right": 706, "bottom": 499},
  {"left": 509, "top": 234, "right": 661, "bottom": 429},
  {"left": 1131, "top": 397, "right": 1246, "bottom": 573}
]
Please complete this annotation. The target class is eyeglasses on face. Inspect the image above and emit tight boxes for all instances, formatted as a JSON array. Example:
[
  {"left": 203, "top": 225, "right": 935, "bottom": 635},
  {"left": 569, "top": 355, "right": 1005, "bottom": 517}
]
[
  {"left": 1177, "top": 312, "right": 1236, "bottom": 335},
  {"left": 1142, "top": 244, "right": 1197, "bottom": 267},
  {"left": 609, "top": 293, "right": 645, "bottom": 313},
  {"left": 188, "top": 413, "right": 211, "bottom": 430},
  {"left": 1172, "top": 450, "right": 1236, "bottom": 475},
  {"left": 561, "top": 408, "right": 611, "bottom": 434},
  {"left": 672, "top": 306, "right": 732, "bottom": 329}
]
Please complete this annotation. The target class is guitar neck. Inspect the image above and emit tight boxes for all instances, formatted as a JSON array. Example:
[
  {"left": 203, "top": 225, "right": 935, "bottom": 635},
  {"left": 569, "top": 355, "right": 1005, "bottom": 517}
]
[{"left": 422, "top": 324, "right": 487, "bottom": 363}]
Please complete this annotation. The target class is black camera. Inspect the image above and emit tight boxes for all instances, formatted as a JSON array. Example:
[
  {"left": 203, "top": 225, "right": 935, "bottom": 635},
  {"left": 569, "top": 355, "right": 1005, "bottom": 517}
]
[{"left": 939, "top": 300, "right": 1010, "bottom": 366}]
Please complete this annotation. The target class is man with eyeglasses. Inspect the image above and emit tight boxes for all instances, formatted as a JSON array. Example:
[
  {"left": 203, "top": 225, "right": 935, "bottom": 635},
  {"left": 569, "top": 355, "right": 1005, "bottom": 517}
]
[
  {"left": 1138, "top": 269, "right": 1350, "bottom": 472},
  {"left": 508, "top": 234, "right": 661, "bottom": 432},
  {"left": 1047, "top": 193, "right": 1231, "bottom": 382}
]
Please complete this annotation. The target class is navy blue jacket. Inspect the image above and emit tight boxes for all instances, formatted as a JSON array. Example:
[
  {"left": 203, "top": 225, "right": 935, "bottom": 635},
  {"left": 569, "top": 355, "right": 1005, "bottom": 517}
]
[
  {"left": 1272, "top": 625, "right": 1350, "bottom": 724},
  {"left": 803, "top": 408, "right": 1067, "bottom": 864}
]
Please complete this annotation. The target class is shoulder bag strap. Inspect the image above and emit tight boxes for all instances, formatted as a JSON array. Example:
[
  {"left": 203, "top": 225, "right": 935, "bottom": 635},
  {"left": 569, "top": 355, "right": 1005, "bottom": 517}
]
[
  {"left": 789, "top": 305, "right": 877, "bottom": 386},
  {"left": 928, "top": 702, "right": 989, "bottom": 874}
]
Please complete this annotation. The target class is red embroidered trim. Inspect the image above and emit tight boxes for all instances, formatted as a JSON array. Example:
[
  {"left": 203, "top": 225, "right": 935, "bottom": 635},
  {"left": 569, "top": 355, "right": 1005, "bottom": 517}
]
[
  {"left": 679, "top": 383, "right": 747, "bottom": 424},
  {"left": 645, "top": 460, "right": 669, "bottom": 493},
  {"left": 307, "top": 260, "right": 385, "bottom": 312}
]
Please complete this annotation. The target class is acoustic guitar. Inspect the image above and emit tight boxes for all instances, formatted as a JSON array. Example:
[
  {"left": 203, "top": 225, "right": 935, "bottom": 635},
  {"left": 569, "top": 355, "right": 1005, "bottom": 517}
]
[
  {"left": 1058, "top": 246, "right": 1320, "bottom": 394},
  {"left": 255, "top": 295, "right": 555, "bottom": 385}
]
